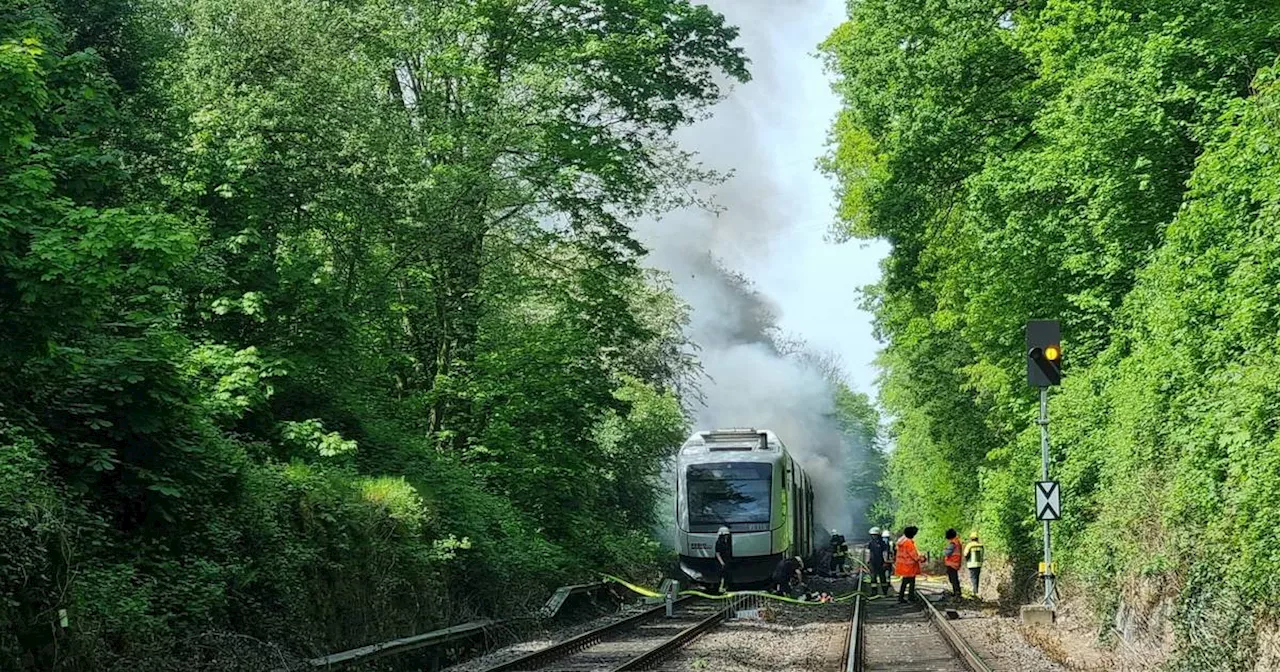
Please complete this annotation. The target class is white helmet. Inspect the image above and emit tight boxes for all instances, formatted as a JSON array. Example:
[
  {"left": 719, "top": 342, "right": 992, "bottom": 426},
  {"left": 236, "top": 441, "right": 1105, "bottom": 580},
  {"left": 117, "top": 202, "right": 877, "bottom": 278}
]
[
  {"left": 831, "top": 528, "right": 839, "bottom": 536},
  {"left": 718, "top": 526, "right": 730, "bottom": 536},
  {"left": 881, "top": 529, "right": 891, "bottom": 537},
  {"left": 869, "top": 526, "right": 881, "bottom": 536}
]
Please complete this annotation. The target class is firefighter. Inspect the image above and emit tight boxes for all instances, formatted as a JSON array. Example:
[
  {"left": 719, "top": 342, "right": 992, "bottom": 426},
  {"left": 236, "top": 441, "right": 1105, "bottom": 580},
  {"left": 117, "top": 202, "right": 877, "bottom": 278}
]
[
  {"left": 770, "top": 556, "right": 804, "bottom": 596},
  {"left": 943, "top": 528, "right": 964, "bottom": 599},
  {"left": 830, "top": 529, "right": 847, "bottom": 576},
  {"left": 881, "top": 528, "right": 894, "bottom": 566},
  {"left": 867, "top": 526, "right": 890, "bottom": 596},
  {"left": 964, "top": 533, "right": 984, "bottom": 596},
  {"left": 894, "top": 526, "right": 921, "bottom": 604},
  {"left": 715, "top": 526, "right": 733, "bottom": 593}
]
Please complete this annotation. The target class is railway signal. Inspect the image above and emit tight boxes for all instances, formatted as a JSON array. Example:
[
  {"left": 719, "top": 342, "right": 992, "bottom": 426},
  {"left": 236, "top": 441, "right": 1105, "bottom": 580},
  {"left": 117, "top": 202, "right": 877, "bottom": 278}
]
[
  {"left": 1026, "top": 320, "right": 1062, "bottom": 387},
  {"left": 1025, "top": 320, "right": 1061, "bottom": 621}
]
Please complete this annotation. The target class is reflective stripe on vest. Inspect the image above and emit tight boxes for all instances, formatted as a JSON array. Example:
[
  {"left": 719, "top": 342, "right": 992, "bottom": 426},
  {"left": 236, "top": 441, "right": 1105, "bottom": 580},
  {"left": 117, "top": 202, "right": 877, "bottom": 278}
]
[
  {"left": 965, "top": 542, "right": 984, "bottom": 568},
  {"left": 944, "top": 538, "right": 963, "bottom": 570}
]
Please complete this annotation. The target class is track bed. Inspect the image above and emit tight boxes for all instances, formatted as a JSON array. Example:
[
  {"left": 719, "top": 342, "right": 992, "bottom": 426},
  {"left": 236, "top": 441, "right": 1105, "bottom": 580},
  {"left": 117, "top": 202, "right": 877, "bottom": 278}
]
[
  {"left": 483, "top": 599, "right": 729, "bottom": 672},
  {"left": 861, "top": 598, "right": 968, "bottom": 672}
]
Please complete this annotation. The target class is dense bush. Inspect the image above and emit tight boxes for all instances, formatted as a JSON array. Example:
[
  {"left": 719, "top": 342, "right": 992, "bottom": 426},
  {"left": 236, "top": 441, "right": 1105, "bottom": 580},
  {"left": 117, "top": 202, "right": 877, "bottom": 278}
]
[
  {"left": 0, "top": 0, "right": 745, "bottom": 668},
  {"left": 823, "top": 0, "right": 1280, "bottom": 667}
]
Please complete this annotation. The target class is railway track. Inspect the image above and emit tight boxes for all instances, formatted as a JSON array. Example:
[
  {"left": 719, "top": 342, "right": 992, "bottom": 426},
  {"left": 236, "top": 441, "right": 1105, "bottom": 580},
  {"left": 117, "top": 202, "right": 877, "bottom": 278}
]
[
  {"left": 482, "top": 596, "right": 737, "bottom": 672},
  {"left": 843, "top": 577, "right": 993, "bottom": 672}
]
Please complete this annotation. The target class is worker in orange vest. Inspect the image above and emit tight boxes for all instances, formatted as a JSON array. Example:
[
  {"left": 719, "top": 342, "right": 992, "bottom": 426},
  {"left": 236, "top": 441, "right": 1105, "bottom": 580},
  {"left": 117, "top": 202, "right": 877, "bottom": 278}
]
[
  {"left": 943, "top": 528, "right": 964, "bottom": 600},
  {"left": 894, "top": 526, "right": 921, "bottom": 604}
]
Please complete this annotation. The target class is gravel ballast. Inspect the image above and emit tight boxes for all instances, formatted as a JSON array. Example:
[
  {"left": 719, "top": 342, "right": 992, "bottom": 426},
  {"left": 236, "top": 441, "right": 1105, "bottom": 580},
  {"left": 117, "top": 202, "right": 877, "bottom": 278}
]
[
  {"left": 948, "top": 606, "right": 1069, "bottom": 672},
  {"left": 443, "top": 601, "right": 655, "bottom": 672},
  {"left": 660, "top": 601, "right": 850, "bottom": 672}
]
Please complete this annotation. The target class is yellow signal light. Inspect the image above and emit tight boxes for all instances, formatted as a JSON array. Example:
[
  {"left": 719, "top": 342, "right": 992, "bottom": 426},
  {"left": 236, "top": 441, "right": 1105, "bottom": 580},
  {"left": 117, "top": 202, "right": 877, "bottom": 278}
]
[{"left": 1044, "top": 345, "right": 1061, "bottom": 362}]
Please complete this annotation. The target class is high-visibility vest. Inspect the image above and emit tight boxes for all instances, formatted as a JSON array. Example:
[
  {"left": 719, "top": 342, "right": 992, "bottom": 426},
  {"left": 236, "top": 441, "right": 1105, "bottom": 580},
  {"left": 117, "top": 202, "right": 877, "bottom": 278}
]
[
  {"left": 964, "top": 542, "right": 984, "bottom": 568},
  {"left": 944, "top": 537, "right": 963, "bottom": 570},
  {"left": 894, "top": 538, "right": 920, "bottom": 577}
]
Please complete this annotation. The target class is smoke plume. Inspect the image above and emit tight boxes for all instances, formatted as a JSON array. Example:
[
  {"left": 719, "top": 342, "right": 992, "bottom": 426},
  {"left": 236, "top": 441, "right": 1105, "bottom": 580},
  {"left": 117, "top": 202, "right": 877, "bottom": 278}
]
[{"left": 640, "top": 0, "right": 874, "bottom": 543}]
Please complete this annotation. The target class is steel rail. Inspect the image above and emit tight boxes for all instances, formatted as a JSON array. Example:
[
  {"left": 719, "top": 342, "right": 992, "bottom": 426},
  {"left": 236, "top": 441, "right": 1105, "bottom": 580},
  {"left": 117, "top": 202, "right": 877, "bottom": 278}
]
[
  {"left": 841, "top": 571, "right": 866, "bottom": 672},
  {"left": 921, "top": 594, "right": 993, "bottom": 672},
  {"left": 481, "top": 596, "right": 693, "bottom": 672},
  {"left": 610, "top": 597, "right": 741, "bottom": 671}
]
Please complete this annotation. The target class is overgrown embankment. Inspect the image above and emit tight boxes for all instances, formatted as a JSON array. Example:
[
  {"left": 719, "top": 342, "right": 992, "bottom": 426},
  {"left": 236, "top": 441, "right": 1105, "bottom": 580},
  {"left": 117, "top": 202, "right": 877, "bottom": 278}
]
[
  {"left": 821, "top": 1, "right": 1280, "bottom": 668},
  {"left": 0, "top": 0, "right": 749, "bottom": 669}
]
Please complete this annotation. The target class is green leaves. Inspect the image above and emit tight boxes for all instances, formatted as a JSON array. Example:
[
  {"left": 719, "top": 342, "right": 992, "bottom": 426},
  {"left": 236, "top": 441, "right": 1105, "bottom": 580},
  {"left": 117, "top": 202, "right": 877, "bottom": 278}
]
[
  {"left": 825, "top": 0, "right": 1280, "bottom": 662},
  {"left": 281, "top": 419, "right": 358, "bottom": 459},
  {"left": 184, "top": 344, "right": 285, "bottom": 421},
  {"left": 1, "top": 0, "right": 745, "bottom": 665}
]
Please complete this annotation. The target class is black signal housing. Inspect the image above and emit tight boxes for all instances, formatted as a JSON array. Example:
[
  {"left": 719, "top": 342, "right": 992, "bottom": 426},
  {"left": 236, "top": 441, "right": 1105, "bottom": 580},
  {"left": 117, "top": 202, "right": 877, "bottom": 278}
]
[{"left": 1026, "top": 321, "right": 1062, "bottom": 387}]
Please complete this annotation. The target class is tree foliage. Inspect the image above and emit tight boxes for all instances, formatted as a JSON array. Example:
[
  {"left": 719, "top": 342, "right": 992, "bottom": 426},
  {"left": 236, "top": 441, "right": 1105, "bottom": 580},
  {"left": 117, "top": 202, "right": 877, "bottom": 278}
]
[
  {"left": 824, "top": 0, "right": 1280, "bottom": 665},
  {"left": 0, "top": 0, "right": 747, "bottom": 668}
]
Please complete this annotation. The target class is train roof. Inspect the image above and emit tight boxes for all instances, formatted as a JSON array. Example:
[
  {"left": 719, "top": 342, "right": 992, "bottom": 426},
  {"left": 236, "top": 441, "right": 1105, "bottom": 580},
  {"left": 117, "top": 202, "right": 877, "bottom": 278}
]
[
  {"left": 678, "top": 428, "right": 787, "bottom": 455},
  {"left": 676, "top": 429, "right": 811, "bottom": 483}
]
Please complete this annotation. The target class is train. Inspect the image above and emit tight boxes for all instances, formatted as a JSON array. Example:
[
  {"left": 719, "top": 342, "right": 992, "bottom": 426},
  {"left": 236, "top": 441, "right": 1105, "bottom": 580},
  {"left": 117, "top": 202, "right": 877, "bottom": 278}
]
[{"left": 673, "top": 428, "right": 815, "bottom": 587}]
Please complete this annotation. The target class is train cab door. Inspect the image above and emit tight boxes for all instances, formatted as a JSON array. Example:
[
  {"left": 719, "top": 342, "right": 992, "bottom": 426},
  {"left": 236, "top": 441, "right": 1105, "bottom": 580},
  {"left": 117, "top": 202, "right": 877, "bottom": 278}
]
[
  {"left": 788, "top": 458, "right": 799, "bottom": 556},
  {"left": 805, "top": 480, "right": 815, "bottom": 557},
  {"left": 797, "top": 472, "right": 808, "bottom": 558},
  {"left": 793, "top": 468, "right": 804, "bottom": 558},
  {"left": 780, "top": 458, "right": 790, "bottom": 555}
]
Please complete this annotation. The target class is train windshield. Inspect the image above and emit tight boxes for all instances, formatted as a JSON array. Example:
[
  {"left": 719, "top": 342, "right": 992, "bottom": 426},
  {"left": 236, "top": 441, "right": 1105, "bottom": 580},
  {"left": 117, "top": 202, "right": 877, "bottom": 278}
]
[{"left": 686, "top": 463, "right": 773, "bottom": 525}]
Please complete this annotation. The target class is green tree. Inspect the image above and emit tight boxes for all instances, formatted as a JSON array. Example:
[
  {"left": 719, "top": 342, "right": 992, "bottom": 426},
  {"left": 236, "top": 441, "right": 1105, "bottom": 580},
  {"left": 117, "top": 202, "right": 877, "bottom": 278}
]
[
  {"left": 0, "top": 0, "right": 749, "bottom": 668},
  {"left": 823, "top": 0, "right": 1280, "bottom": 664}
]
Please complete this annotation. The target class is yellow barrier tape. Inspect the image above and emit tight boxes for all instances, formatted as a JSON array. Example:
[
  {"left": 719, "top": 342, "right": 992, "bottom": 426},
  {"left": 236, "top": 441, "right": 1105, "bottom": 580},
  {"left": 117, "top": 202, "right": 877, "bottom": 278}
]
[{"left": 599, "top": 573, "right": 664, "bottom": 599}]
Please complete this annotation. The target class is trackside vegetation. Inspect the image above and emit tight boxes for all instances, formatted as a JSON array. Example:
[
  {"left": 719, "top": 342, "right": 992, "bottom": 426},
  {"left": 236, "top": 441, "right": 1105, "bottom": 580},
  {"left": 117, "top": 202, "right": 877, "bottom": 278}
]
[
  {"left": 0, "top": 0, "right": 753, "bottom": 668},
  {"left": 822, "top": 0, "right": 1280, "bottom": 667}
]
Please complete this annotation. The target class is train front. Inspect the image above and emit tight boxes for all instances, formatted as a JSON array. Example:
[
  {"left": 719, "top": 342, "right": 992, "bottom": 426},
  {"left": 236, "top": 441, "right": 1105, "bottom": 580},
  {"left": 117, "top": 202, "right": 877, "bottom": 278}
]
[{"left": 674, "top": 430, "right": 788, "bottom": 587}]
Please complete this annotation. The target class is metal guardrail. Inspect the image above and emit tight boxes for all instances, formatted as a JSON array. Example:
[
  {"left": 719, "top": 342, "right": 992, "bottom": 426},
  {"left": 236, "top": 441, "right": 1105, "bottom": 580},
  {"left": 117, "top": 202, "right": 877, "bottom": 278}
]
[
  {"left": 293, "top": 581, "right": 610, "bottom": 670},
  {"left": 612, "top": 597, "right": 741, "bottom": 671},
  {"left": 302, "top": 620, "right": 497, "bottom": 669},
  {"left": 481, "top": 597, "right": 693, "bottom": 672},
  {"left": 537, "top": 582, "right": 607, "bottom": 618},
  {"left": 921, "top": 594, "right": 992, "bottom": 672}
]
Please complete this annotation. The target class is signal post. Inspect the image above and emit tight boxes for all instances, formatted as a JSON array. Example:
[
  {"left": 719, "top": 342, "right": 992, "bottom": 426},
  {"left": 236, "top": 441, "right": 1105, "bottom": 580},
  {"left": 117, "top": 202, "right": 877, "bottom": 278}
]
[{"left": 1023, "top": 320, "right": 1061, "bottom": 626}]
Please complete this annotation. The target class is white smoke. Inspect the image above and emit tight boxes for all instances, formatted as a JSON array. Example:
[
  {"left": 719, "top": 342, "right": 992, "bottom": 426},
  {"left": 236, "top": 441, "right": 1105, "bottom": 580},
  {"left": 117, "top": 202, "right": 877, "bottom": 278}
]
[
  {"left": 697, "top": 341, "right": 853, "bottom": 537},
  {"left": 639, "top": 0, "right": 883, "bottom": 543}
]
